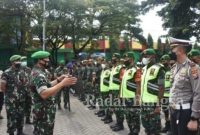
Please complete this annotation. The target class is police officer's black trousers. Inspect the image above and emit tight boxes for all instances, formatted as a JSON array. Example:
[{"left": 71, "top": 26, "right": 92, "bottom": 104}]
[
  {"left": 0, "top": 92, "right": 4, "bottom": 112},
  {"left": 170, "top": 108, "right": 198, "bottom": 135}
]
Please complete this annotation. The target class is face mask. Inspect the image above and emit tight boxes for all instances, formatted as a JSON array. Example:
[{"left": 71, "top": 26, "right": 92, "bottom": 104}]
[
  {"left": 169, "top": 52, "right": 177, "bottom": 61},
  {"left": 21, "top": 61, "right": 27, "bottom": 67},
  {"left": 15, "top": 62, "right": 21, "bottom": 69},
  {"left": 101, "top": 64, "right": 106, "bottom": 69},
  {"left": 41, "top": 60, "right": 51, "bottom": 69},
  {"left": 124, "top": 60, "right": 130, "bottom": 66},
  {"left": 142, "top": 58, "right": 150, "bottom": 65}
]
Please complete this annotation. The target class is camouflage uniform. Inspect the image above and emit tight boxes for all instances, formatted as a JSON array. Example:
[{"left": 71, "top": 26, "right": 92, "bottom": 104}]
[
  {"left": 54, "top": 66, "right": 68, "bottom": 107},
  {"left": 22, "top": 66, "right": 32, "bottom": 122},
  {"left": 1, "top": 67, "right": 26, "bottom": 134},
  {"left": 30, "top": 66, "right": 56, "bottom": 135}
]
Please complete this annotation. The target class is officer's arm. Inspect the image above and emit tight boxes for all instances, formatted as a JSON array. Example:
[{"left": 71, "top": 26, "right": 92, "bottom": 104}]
[
  {"left": 189, "top": 65, "right": 200, "bottom": 119},
  {"left": 40, "top": 82, "right": 65, "bottom": 99},
  {"left": 157, "top": 69, "right": 165, "bottom": 105}
]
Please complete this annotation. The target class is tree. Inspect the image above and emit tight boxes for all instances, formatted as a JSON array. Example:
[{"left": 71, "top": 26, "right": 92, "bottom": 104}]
[
  {"left": 109, "top": 35, "right": 119, "bottom": 55},
  {"left": 157, "top": 37, "right": 163, "bottom": 57},
  {"left": 164, "top": 38, "right": 170, "bottom": 54},
  {"left": 147, "top": 33, "right": 153, "bottom": 48},
  {"left": 140, "top": 0, "right": 200, "bottom": 41},
  {"left": 124, "top": 35, "right": 130, "bottom": 52}
]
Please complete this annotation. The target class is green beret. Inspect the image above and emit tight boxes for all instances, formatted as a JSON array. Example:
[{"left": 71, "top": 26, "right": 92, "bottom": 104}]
[
  {"left": 188, "top": 49, "right": 200, "bottom": 57},
  {"left": 112, "top": 53, "right": 121, "bottom": 59},
  {"left": 124, "top": 52, "right": 135, "bottom": 59},
  {"left": 31, "top": 51, "right": 50, "bottom": 59},
  {"left": 59, "top": 60, "right": 65, "bottom": 64},
  {"left": 20, "top": 56, "right": 27, "bottom": 61},
  {"left": 160, "top": 54, "right": 170, "bottom": 61},
  {"left": 142, "top": 48, "right": 156, "bottom": 55},
  {"left": 10, "top": 55, "right": 21, "bottom": 62}
]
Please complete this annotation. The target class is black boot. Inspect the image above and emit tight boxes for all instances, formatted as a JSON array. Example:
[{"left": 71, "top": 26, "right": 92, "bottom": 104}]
[
  {"left": 104, "top": 118, "right": 113, "bottom": 124},
  {"left": 110, "top": 123, "right": 118, "bottom": 129},
  {"left": 26, "top": 116, "right": 32, "bottom": 124},
  {"left": 17, "top": 127, "right": 27, "bottom": 135},
  {"left": 161, "top": 121, "right": 170, "bottom": 133},
  {"left": 98, "top": 112, "right": 105, "bottom": 117},
  {"left": 58, "top": 104, "right": 61, "bottom": 110},
  {"left": 64, "top": 103, "right": 67, "bottom": 109},
  {"left": 9, "top": 133, "right": 14, "bottom": 135},
  {"left": 101, "top": 116, "right": 108, "bottom": 121},
  {"left": 112, "top": 124, "right": 124, "bottom": 131}
]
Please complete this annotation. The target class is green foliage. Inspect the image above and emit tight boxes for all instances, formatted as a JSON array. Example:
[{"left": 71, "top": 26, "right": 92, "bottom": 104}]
[
  {"left": 147, "top": 33, "right": 153, "bottom": 48},
  {"left": 140, "top": 0, "right": 200, "bottom": 41}
]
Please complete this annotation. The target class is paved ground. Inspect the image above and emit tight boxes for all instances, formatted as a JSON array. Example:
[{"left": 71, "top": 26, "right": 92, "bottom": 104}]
[{"left": 0, "top": 95, "right": 167, "bottom": 135}]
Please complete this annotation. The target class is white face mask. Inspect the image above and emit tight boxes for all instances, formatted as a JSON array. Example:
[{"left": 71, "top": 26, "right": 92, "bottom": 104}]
[
  {"left": 101, "top": 64, "right": 106, "bottom": 69},
  {"left": 142, "top": 58, "right": 150, "bottom": 65},
  {"left": 21, "top": 61, "right": 27, "bottom": 67}
]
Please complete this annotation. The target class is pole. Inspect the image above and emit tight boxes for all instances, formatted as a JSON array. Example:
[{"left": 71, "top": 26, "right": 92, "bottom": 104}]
[{"left": 42, "top": 0, "right": 46, "bottom": 51}]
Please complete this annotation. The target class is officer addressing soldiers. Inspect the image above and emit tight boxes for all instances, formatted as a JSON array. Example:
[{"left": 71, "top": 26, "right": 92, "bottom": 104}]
[
  {"left": 1, "top": 55, "right": 27, "bottom": 135},
  {"left": 30, "top": 51, "right": 77, "bottom": 135},
  {"left": 169, "top": 37, "right": 200, "bottom": 135}
]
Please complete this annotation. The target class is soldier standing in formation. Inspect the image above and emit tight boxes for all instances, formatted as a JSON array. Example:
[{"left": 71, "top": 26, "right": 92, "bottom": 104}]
[
  {"left": 169, "top": 38, "right": 200, "bottom": 135},
  {"left": 1, "top": 55, "right": 27, "bottom": 135},
  {"left": 160, "top": 54, "right": 172, "bottom": 134},
  {"left": 188, "top": 49, "right": 200, "bottom": 65},
  {"left": 119, "top": 52, "right": 141, "bottom": 135},
  {"left": 20, "top": 56, "right": 32, "bottom": 124},
  {"left": 140, "top": 48, "right": 165, "bottom": 135},
  {"left": 30, "top": 51, "right": 77, "bottom": 135}
]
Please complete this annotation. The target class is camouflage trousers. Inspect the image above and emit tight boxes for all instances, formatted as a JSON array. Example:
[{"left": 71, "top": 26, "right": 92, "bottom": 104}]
[
  {"left": 125, "top": 99, "right": 140, "bottom": 134},
  {"left": 24, "top": 90, "right": 32, "bottom": 118},
  {"left": 56, "top": 88, "right": 69, "bottom": 105},
  {"left": 141, "top": 106, "right": 161, "bottom": 134},
  {"left": 5, "top": 99, "right": 25, "bottom": 134},
  {"left": 32, "top": 104, "right": 56, "bottom": 135}
]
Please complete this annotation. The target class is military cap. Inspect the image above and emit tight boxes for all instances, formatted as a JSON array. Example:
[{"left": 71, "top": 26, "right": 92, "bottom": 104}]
[
  {"left": 169, "top": 37, "right": 192, "bottom": 47},
  {"left": 160, "top": 54, "right": 170, "bottom": 61},
  {"left": 112, "top": 53, "right": 121, "bottom": 59},
  {"left": 142, "top": 48, "right": 156, "bottom": 55},
  {"left": 20, "top": 56, "right": 27, "bottom": 61},
  {"left": 10, "top": 55, "right": 21, "bottom": 62},
  {"left": 59, "top": 60, "right": 65, "bottom": 64},
  {"left": 188, "top": 49, "right": 200, "bottom": 57},
  {"left": 31, "top": 51, "right": 50, "bottom": 59}
]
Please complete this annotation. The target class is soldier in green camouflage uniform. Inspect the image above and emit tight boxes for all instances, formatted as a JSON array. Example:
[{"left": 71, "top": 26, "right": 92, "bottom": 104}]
[
  {"left": 188, "top": 49, "right": 200, "bottom": 65},
  {"left": 54, "top": 60, "right": 67, "bottom": 109},
  {"left": 1, "top": 55, "right": 26, "bottom": 135},
  {"left": 30, "top": 51, "right": 77, "bottom": 135},
  {"left": 20, "top": 56, "right": 32, "bottom": 124}
]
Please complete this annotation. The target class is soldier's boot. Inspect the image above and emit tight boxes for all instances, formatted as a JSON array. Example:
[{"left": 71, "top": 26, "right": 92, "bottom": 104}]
[
  {"left": 95, "top": 110, "right": 102, "bottom": 115},
  {"left": 64, "top": 103, "right": 67, "bottom": 109},
  {"left": 17, "top": 127, "right": 27, "bottom": 135},
  {"left": 58, "top": 104, "right": 61, "bottom": 110},
  {"left": 104, "top": 116, "right": 113, "bottom": 124},
  {"left": 101, "top": 116, "right": 108, "bottom": 121},
  {"left": 110, "top": 123, "right": 118, "bottom": 129},
  {"left": 112, "top": 123, "right": 124, "bottom": 131},
  {"left": 97, "top": 111, "right": 105, "bottom": 117},
  {"left": 25, "top": 116, "right": 32, "bottom": 124},
  {"left": 161, "top": 121, "right": 170, "bottom": 133},
  {"left": 9, "top": 133, "right": 14, "bottom": 135}
]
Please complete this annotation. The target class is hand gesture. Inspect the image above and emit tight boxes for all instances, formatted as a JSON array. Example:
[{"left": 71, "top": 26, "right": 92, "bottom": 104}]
[{"left": 61, "top": 76, "right": 77, "bottom": 87}]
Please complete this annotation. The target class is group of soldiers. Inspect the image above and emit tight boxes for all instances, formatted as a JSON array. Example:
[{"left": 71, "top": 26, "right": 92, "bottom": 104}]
[
  {"left": 76, "top": 38, "right": 200, "bottom": 135},
  {"left": 0, "top": 37, "right": 200, "bottom": 135}
]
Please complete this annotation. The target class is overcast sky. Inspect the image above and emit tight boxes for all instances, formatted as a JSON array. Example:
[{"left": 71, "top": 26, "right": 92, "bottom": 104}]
[{"left": 138, "top": 4, "right": 168, "bottom": 41}]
